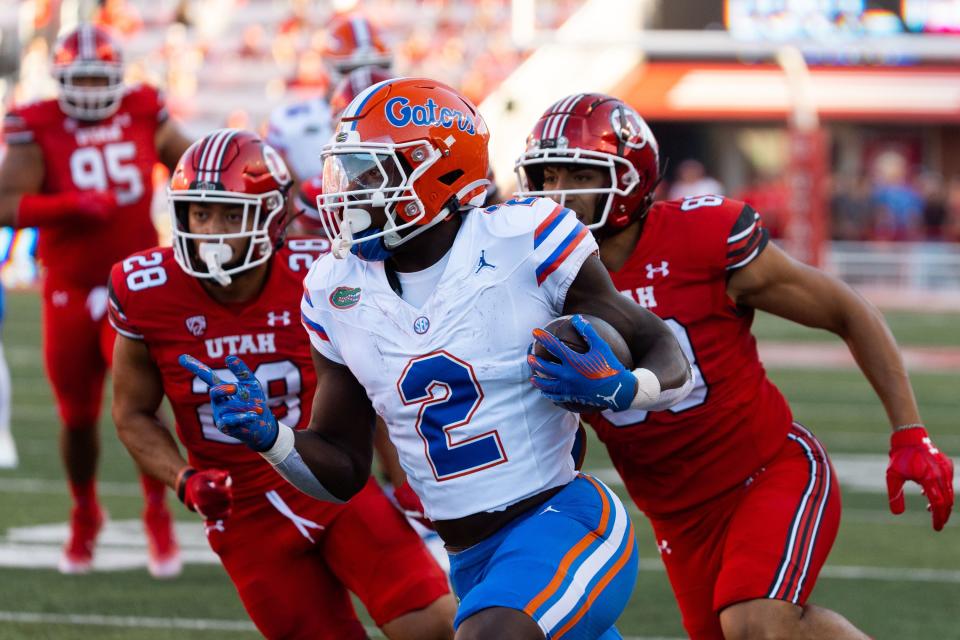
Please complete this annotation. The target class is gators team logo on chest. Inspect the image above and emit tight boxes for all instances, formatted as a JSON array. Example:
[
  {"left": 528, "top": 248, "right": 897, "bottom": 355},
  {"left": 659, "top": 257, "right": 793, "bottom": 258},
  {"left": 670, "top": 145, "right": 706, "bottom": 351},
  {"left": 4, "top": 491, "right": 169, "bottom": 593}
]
[{"left": 330, "top": 286, "right": 362, "bottom": 309}]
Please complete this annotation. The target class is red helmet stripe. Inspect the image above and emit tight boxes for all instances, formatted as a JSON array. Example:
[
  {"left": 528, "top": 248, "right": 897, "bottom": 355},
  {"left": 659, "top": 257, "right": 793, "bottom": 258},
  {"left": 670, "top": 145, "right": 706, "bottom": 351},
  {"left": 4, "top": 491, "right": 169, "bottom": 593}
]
[
  {"left": 209, "top": 130, "right": 239, "bottom": 184},
  {"left": 544, "top": 93, "right": 582, "bottom": 140},
  {"left": 554, "top": 93, "right": 586, "bottom": 141},
  {"left": 198, "top": 129, "right": 231, "bottom": 183}
]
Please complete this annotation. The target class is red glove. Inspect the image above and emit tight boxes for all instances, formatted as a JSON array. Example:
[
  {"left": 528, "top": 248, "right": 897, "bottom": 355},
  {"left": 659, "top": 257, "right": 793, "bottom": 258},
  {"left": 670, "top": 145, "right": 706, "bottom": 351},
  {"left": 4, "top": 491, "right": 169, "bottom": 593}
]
[
  {"left": 393, "top": 479, "right": 433, "bottom": 530},
  {"left": 176, "top": 467, "right": 233, "bottom": 521},
  {"left": 887, "top": 427, "right": 954, "bottom": 531},
  {"left": 16, "top": 190, "right": 116, "bottom": 227}
]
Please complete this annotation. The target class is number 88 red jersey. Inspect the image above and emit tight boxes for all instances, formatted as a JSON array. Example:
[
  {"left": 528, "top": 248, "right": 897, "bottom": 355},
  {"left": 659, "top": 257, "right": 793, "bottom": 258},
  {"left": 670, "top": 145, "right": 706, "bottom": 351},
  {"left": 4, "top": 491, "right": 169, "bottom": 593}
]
[
  {"left": 108, "top": 240, "right": 329, "bottom": 500},
  {"left": 583, "top": 196, "right": 794, "bottom": 516},
  {"left": 3, "top": 85, "right": 165, "bottom": 290}
]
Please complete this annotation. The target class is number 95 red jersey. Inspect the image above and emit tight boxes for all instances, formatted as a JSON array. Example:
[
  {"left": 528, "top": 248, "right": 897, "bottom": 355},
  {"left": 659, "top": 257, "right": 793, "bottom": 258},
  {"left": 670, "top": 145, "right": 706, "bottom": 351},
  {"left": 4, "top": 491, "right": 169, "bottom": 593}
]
[
  {"left": 3, "top": 85, "right": 165, "bottom": 290},
  {"left": 107, "top": 239, "right": 330, "bottom": 500}
]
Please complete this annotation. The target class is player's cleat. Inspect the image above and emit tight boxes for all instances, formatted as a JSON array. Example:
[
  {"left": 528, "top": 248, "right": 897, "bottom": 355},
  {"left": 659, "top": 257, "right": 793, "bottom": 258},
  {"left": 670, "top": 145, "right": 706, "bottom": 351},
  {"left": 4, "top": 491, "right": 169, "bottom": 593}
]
[
  {"left": 0, "top": 430, "right": 18, "bottom": 469},
  {"left": 144, "top": 504, "right": 181, "bottom": 579},
  {"left": 58, "top": 505, "right": 105, "bottom": 575}
]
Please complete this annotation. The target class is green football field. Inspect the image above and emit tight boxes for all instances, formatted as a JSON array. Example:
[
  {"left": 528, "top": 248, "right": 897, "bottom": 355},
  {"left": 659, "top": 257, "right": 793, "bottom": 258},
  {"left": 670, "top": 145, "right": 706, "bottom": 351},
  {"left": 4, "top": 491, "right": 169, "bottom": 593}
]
[{"left": 0, "top": 290, "right": 958, "bottom": 640}]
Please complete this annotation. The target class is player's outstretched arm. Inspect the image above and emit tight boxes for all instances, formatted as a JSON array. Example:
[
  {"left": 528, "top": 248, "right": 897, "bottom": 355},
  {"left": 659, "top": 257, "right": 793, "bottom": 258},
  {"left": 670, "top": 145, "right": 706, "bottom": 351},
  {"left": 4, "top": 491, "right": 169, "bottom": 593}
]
[
  {"left": 552, "top": 254, "right": 693, "bottom": 410},
  {"left": 179, "top": 349, "right": 376, "bottom": 502},
  {"left": 728, "top": 241, "right": 954, "bottom": 530}
]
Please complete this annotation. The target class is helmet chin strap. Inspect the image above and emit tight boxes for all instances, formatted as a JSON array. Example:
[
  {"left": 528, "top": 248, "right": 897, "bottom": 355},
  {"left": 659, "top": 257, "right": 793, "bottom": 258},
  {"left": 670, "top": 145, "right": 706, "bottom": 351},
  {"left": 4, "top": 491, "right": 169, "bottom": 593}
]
[{"left": 198, "top": 242, "right": 234, "bottom": 286}]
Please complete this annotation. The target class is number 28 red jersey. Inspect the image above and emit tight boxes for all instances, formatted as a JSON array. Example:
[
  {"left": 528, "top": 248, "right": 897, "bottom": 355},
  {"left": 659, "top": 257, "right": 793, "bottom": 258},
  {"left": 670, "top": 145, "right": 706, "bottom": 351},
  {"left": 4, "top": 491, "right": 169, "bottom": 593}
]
[
  {"left": 584, "top": 196, "right": 793, "bottom": 516},
  {"left": 107, "top": 239, "right": 330, "bottom": 500},
  {"left": 3, "top": 85, "right": 165, "bottom": 290}
]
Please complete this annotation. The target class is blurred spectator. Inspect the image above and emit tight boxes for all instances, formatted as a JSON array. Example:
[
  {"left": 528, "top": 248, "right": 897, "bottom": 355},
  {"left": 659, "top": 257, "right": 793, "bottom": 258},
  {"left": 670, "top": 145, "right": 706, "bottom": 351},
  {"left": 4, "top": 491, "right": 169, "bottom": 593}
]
[
  {"left": 668, "top": 159, "right": 725, "bottom": 200},
  {"left": 238, "top": 24, "right": 267, "bottom": 58},
  {"left": 870, "top": 151, "right": 923, "bottom": 241},
  {"left": 830, "top": 173, "right": 873, "bottom": 241},
  {"left": 917, "top": 171, "right": 948, "bottom": 240},
  {"left": 943, "top": 176, "right": 960, "bottom": 243},
  {"left": 93, "top": 0, "right": 144, "bottom": 38}
]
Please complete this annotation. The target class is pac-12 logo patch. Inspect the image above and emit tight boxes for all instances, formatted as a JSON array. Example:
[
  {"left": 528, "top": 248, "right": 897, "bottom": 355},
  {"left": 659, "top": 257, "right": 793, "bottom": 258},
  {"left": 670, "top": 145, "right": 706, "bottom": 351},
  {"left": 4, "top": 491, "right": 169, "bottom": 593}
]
[
  {"left": 185, "top": 315, "right": 207, "bottom": 337},
  {"left": 413, "top": 316, "right": 430, "bottom": 335},
  {"left": 330, "top": 286, "right": 362, "bottom": 309}
]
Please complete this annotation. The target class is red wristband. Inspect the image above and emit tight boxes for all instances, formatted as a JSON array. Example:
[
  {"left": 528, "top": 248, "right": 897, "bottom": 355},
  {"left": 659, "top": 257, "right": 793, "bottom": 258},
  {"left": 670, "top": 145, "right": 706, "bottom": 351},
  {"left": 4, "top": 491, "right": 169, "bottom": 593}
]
[{"left": 15, "top": 192, "right": 82, "bottom": 228}]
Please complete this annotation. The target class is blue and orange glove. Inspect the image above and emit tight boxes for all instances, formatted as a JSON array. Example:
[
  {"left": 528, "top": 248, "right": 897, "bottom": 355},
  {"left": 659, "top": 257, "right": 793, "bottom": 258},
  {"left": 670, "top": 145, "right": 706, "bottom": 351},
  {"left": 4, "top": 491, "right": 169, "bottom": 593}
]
[
  {"left": 176, "top": 467, "right": 233, "bottom": 521},
  {"left": 179, "top": 354, "right": 279, "bottom": 452},
  {"left": 886, "top": 426, "right": 954, "bottom": 531},
  {"left": 527, "top": 314, "right": 637, "bottom": 412}
]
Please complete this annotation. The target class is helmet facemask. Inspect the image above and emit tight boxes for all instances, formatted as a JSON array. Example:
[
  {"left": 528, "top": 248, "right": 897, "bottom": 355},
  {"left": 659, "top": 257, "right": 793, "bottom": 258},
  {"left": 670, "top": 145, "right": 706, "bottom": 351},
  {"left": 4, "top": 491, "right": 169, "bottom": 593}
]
[
  {"left": 318, "top": 138, "right": 442, "bottom": 260},
  {"left": 54, "top": 61, "right": 124, "bottom": 121},
  {"left": 170, "top": 189, "right": 286, "bottom": 286},
  {"left": 515, "top": 147, "right": 640, "bottom": 230}
]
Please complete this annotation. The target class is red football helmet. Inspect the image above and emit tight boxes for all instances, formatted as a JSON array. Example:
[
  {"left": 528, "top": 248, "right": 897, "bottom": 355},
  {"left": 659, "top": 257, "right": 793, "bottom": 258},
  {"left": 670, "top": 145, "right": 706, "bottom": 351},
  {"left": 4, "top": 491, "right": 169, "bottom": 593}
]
[
  {"left": 169, "top": 129, "right": 293, "bottom": 284},
  {"left": 322, "top": 14, "right": 391, "bottom": 76},
  {"left": 52, "top": 24, "right": 125, "bottom": 121},
  {"left": 515, "top": 93, "right": 660, "bottom": 230},
  {"left": 329, "top": 66, "right": 394, "bottom": 122},
  {"left": 319, "top": 77, "right": 490, "bottom": 259}
]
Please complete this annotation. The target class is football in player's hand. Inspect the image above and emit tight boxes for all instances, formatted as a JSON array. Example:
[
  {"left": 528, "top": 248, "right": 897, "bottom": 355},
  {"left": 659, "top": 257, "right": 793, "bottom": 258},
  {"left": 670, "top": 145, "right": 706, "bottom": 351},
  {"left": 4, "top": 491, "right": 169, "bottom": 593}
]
[{"left": 531, "top": 314, "right": 634, "bottom": 413}]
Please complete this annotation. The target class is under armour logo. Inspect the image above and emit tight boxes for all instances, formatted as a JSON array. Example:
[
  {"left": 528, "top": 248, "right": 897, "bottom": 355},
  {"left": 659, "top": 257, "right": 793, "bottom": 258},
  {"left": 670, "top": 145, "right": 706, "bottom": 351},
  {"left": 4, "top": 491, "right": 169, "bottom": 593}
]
[
  {"left": 597, "top": 382, "right": 623, "bottom": 408},
  {"left": 475, "top": 250, "right": 496, "bottom": 273},
  {"left": 646, "top": 261, "right": 669, "bottom": 279},
  {"left": 267, "top": 311, "right": 291, "bottom": 327},
  {"left": 52, "top": 291, "right": 69, "bottom": 307},
  {"left": 657, "top": 539, "right": 672, "bottom": 555},
  {"left": 540, "top": 505, "right": 560, "bottom": 515},
  {"left": 204, "top": 520, "right": 226, "bottom": 536}
]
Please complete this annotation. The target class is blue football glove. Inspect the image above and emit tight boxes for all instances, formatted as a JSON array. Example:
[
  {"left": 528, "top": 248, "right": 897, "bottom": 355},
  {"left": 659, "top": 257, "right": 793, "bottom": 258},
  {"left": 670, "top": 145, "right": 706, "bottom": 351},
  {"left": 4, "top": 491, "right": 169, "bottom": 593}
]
[
  {"left": 527, "top": 314, "right": 637, "bottom": 412},
  {"left": 179, "top": 354, "right": 279, "bottom": 452}
]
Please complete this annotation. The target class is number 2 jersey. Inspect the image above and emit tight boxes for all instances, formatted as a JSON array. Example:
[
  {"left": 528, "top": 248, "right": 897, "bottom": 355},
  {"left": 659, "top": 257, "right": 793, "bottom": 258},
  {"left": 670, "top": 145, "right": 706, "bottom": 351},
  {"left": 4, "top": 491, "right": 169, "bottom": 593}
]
[
  {"left": 300, "top": 198, "right": 599, "bottom": 521},
  {"left": 107, "top": 239, "right": 330, "bottom": 500},
  {"left": 3, "top": 85, "right": 165, "bottom": 290},
  {"left": 583, "top": 197, "right": 793, "bottom": 517}
]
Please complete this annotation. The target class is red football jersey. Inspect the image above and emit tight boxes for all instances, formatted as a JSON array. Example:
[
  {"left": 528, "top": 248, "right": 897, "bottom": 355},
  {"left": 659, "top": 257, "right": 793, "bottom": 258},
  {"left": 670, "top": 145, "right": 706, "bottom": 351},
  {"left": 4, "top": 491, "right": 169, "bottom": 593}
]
[
  {"left": 584, "top": 196, "right": 793, "bottom": 516},
  {"left": 3, "top": 85, "right": 165, "bottom": 290},
  {"left": 107, "top": 238, "right": 331, "bottom": 500}
]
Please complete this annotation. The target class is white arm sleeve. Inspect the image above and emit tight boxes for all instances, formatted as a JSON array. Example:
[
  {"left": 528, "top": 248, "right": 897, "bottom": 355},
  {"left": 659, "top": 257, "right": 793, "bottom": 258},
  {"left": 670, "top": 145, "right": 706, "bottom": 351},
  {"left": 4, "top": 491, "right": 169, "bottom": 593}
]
[{"left": 260, "top": 424, "right": 345, "bottom": 503}]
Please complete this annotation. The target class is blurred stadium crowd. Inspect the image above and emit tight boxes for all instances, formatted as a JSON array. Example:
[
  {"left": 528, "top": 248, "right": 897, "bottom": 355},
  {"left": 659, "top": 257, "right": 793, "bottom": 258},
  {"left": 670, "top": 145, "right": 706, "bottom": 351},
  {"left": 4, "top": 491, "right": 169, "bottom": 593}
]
[{"left": 3, "top": 0, "right": 960, "bottom": 289}]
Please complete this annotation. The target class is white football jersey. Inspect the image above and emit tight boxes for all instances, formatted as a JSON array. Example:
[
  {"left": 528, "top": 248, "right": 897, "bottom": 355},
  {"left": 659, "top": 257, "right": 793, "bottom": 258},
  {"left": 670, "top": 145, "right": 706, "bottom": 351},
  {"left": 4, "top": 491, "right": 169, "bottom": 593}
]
[
  {"left": 266, "top": 97, "right": 334, "bottom": 180},
  {"left": 300, "top": 197, "right": 599, "bottom": 520}
]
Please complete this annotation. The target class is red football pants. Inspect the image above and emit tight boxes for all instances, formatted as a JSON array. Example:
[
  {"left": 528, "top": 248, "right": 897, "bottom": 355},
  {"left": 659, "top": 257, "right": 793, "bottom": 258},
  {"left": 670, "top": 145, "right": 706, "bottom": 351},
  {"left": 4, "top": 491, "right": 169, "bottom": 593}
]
[
  {"left": 42, "top": 284, "right": 115, "bottom": 429},
  {"left": 646, "top": 423, "right": 841, "bottom": 639},
  {"left": 205, "top": 477, "right": 450, "bottom": 640}
]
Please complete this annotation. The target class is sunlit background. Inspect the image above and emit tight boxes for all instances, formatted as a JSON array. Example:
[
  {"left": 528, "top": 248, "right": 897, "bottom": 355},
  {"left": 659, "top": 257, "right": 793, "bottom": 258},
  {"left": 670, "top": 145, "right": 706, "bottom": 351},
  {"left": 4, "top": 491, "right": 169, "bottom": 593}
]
[{"left": 1, "top": 2, "right": 959, "bottom": 639}]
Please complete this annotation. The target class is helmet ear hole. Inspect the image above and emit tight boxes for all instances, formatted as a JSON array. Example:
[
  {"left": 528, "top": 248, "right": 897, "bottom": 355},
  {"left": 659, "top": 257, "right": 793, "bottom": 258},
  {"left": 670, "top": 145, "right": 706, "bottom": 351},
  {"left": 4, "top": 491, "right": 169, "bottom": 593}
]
[{"left": 438, "top": 169, "right": 464, "bottom": 186}]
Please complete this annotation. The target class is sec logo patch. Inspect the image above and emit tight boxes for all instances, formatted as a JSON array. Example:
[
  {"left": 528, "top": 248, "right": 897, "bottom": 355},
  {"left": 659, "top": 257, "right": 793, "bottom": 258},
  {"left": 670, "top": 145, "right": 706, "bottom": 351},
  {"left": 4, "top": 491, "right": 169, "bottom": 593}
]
[{"left": 413, "top": 316, "right": 430, "bottom": 335}]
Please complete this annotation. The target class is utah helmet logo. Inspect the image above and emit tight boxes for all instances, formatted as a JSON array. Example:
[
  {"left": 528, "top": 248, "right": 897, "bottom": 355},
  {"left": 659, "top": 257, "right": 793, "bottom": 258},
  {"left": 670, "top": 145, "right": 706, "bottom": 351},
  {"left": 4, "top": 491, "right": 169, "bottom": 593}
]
[
  {"left": 329, "top": 286, "right": 362, "bottom": 309},
  {"left": 263, "top": 143, "right": 292, "bottom": 186},
  {"left": 185, "top": 315, "right": 207, "bottom": 337},
  {"left": 610, "top": 105, "right": 658, "bottom": 152}
]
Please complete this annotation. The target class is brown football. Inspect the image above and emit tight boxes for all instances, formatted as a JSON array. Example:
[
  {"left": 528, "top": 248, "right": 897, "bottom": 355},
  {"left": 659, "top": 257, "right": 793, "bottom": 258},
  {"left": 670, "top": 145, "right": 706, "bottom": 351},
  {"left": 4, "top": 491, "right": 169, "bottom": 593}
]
[{"left": 531, "top": 315, "right": 634, "bottom": 413}]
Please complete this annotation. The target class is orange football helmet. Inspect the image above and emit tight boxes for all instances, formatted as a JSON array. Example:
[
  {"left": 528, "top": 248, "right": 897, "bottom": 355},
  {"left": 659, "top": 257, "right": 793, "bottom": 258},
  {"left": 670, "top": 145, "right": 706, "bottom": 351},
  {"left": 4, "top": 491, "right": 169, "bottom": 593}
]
[
  {"left": 169, "top": 129, "right": 293, "bottom": 285},
  {"left": 329, "top": 66, "right": 394, "bottom": 122},
  {"left": 322, "top": 14, "right": 391, "bottom": 76},
  {"left": 318, "top": 77, "right": 490, "bottom": 260},
  {"left": 52, "top": 23, "right": 125, "bottom": 120},
  {"left": 515, "top": 94, "right": 660, "bottom": 230}
]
